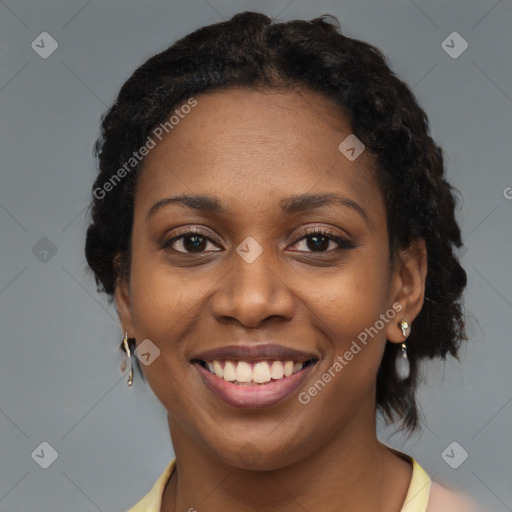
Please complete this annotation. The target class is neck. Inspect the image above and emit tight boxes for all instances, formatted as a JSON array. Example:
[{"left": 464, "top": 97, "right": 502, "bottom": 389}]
[{"left": 161, "top": 406, "right": 411, "bottom": 512}]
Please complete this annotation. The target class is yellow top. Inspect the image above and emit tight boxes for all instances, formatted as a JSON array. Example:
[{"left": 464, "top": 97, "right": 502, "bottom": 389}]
[{"left": 126, "top": 455, "right": 442, "bottom": 512}]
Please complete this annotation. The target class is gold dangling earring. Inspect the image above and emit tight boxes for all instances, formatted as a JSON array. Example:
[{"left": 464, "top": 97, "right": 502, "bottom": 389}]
[
  {"left": 396, "top": 320, "right": 410, "bottom": 380},
  {"left": 122, "top": 332, "right": 133, "bottom": 387}
]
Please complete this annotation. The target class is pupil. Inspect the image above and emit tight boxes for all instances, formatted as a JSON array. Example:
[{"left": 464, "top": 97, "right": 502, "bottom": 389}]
[
  {"left": 184, "top": 235, "right": 206, "bottom": 252},
  {"left": 308, "top": 235, "right": 329, "bottom": 252}
]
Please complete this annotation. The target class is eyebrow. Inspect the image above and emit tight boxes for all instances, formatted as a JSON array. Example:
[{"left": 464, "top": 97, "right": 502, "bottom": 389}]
[{"left": 146, "top": 192, "right": 369, "bottom": 223}]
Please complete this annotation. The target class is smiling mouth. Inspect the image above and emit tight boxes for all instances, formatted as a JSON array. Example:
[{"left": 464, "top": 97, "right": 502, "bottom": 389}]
[{"left": 192, "top": 358, "right": 318, "bottom": 386}]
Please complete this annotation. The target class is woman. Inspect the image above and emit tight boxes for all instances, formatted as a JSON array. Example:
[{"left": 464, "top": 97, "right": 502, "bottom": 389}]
[{"left": 85, "top": 11, "right": 481, "bottom": 512}]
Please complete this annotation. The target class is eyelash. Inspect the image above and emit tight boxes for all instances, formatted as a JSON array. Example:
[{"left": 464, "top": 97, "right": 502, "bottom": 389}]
[{"left": 162, "top": 226, "right": 354, "bottom": 254}]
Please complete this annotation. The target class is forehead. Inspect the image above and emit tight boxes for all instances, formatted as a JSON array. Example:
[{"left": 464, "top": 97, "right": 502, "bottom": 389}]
[{"left": 134, "top": 87, "right": 384, "bottom": 224}]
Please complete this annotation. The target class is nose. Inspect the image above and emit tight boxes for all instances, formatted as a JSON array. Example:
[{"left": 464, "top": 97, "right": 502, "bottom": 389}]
[{"left": 209, "top": 242, "right": 295, "bottom": 328}]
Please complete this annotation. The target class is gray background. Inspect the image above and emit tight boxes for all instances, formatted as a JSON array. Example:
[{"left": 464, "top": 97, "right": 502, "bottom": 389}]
[{"left": 0, "top": 0, "right": 511, "bottom": 510}]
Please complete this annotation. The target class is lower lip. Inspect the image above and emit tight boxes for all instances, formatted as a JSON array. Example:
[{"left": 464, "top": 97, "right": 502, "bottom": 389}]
[{"left": 193, "top": 362, "right": 316, "bottom": 409}]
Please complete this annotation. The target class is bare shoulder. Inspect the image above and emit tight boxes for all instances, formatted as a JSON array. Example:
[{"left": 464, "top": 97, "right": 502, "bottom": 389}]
[{"left": 427, "top": 482, "right": 482, "bottom": 512}]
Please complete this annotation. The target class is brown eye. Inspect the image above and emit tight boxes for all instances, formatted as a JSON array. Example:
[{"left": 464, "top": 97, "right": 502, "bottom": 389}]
[
  {"left": 162, "top": 228, "right": 222, "bottom": 254},
  {"left": 290, "top": 228, "right": 356, "bottom": 253}
]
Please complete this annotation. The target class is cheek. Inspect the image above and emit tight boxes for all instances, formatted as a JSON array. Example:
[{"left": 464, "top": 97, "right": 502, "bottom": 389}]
[
  {"left": 127, "top": 249, "right": 191, "bottom": 377},
  {"left": 308, "top": 248, "right": 392, "bottom": 339},
  {"left": 129, "top": 245, "right": 195, "bottom": 332},
  {"left": 128, "top": 262, "right": 195, "bottom": 415},
  {"left": 306, "top": 249, "right": 393, "bottom": 390}
]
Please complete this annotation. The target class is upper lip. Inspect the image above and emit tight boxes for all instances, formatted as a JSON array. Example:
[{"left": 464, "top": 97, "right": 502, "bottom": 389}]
[{"left": 191, "top": 343, "right": 319, "bottom": 363}]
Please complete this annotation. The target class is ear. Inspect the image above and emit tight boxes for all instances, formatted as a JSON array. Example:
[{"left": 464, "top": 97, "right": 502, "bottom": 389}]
[
  {"left": 385, "top": 238, "right": 427, "bottom": 344},
  {"left": 114, "top": 272, "right": 136, "bottom": 339}
]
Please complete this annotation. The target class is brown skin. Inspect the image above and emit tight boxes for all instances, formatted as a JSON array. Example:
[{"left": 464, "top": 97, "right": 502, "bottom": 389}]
[{"left": 115, "top": 88, "right": 427, "bottom": 512}]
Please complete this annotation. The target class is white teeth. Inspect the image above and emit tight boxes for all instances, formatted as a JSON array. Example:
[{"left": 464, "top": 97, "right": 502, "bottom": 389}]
[
  {"left": 283, "top": 361, "right": 294, "bottom": 377},
  {"left": 236, "top": 361, "right": 252, "bottom": 382},
  {"left": 214, "top": 360, "right": 223, "bottom": 379},
  {"left": 253, "top": 362, "right": 272, "bottom": 383},
  {"left": 270, "top": 361, "right": 284, "bottom": 379},
  {"left": 203, "top": 359, "right": 307, "bottom": 384},
  {"left": 223, "top": 361, "right": 236, "bottom": 381}
]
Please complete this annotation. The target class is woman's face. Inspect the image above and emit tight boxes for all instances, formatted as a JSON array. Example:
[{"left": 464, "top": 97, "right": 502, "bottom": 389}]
[{"left": 116, "top": 88, "right": 424, "bottom": 469}]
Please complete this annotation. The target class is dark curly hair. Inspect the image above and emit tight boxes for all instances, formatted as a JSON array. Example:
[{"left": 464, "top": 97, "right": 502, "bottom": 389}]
[{"left": 85, "top": 11, "right": 467, "bottom": 432}]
